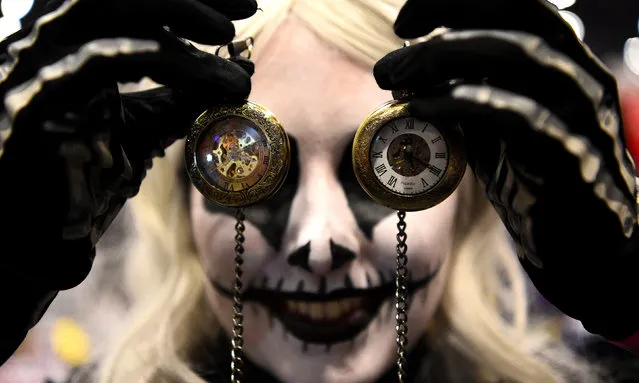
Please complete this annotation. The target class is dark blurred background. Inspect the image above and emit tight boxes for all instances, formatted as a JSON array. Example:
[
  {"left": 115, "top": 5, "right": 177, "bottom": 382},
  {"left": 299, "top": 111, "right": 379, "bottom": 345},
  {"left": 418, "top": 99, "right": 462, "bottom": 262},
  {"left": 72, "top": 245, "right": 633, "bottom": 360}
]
[
  {"left": 553, "top": 0, "right": 639, "bottom": 87},
  {"left": 564, "top": 0, "right": 639, "bottom": 59}
]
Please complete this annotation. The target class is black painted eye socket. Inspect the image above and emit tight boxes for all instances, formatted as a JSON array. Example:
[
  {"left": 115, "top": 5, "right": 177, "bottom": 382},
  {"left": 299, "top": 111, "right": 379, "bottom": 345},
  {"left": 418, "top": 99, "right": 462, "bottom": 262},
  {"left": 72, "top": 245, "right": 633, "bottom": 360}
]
[
  {"left": 338, "top": 134, "right": 395, "bottom": 239},
  {"left": 266, "top": 133, "right": 300, "bottom": 205}
]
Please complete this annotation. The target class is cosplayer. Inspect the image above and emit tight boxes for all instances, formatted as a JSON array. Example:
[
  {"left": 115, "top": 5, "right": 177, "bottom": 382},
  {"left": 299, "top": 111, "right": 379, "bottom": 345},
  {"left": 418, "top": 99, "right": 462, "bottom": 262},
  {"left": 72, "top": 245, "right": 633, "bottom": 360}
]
[{"left": 1, "top": 0, "right": 639, "bottom": 382}]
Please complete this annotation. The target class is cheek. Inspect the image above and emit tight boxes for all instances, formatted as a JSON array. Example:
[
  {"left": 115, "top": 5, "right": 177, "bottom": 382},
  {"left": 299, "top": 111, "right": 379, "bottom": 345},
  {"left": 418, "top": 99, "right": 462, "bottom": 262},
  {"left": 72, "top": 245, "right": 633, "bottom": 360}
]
[
  {"left": 189, "top": 188, "right": 272, "bottom": 286},
  {"left": 204, "top": 284, "right": 273, "bottom": 347},
  {"left": 190, "top": 191, "right": 276, "bottom": 344},
  {"left": 367, "top": 191, "right": 459, "bottom": 279}
]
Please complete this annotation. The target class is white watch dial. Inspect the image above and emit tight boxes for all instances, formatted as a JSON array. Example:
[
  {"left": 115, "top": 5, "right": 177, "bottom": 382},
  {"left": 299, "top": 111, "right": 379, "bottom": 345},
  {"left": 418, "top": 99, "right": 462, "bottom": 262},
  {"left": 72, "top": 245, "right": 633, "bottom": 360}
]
[{"left": 370, "top": 117, "right": 449, "bottom": 195}]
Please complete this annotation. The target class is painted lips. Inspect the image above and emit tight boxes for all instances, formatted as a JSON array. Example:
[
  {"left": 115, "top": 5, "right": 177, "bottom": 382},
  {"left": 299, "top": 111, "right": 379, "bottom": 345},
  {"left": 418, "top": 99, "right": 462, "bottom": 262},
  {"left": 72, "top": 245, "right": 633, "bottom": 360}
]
[
  {"left": 272, "top": 293, "right": 383, "bottom": 343},
  {"left": 213, "top": 266, "right": 440, "bottom": 345}
]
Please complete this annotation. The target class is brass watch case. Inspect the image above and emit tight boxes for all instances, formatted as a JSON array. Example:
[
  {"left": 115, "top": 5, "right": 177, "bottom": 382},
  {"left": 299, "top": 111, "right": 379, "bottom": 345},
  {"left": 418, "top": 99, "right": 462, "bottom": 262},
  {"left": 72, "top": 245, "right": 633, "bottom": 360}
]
[
  {"left": 185, "top": 101, "right": 291, "bottom": 208},
  {"left": 352, "top": 100, "right": 466, "bottom": 212}
]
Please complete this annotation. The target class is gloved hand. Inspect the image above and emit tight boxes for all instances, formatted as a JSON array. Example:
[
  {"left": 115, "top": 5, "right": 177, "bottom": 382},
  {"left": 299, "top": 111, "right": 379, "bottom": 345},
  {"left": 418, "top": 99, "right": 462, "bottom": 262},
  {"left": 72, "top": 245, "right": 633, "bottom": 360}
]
[
  {"left": 0, "top": 0, "right": 257, "bottom": 364},
  {"left": 374, "top": 0, "right": 639, "bottom": 347}
]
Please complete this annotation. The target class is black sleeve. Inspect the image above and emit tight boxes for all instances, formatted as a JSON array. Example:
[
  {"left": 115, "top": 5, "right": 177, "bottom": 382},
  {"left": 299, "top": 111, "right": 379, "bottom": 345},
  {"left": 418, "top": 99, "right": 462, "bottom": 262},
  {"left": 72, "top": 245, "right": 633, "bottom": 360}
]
[{"left": 0, "top": 274, "right": 58, "bottom": 365}]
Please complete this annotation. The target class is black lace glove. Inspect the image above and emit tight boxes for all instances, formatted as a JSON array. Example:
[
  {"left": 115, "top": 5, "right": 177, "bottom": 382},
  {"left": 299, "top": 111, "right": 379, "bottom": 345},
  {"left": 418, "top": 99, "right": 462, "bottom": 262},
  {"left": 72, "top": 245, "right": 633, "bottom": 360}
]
[
  {"left": 374, "top": 0, "right": 639, "bottom": 345},
  {"left": 0, "top": 0, "right": 257, "bottom": 365}
]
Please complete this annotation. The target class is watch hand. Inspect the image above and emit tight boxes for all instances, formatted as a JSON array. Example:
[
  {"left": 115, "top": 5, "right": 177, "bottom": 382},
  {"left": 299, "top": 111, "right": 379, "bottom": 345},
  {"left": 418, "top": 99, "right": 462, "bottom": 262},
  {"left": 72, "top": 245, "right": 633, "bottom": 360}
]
[
  {"left": 240, "top": 141, "right": 257, "bottom": 150},
  {"left": 414, "top": 157, "right": 428, "bottom": 167}
]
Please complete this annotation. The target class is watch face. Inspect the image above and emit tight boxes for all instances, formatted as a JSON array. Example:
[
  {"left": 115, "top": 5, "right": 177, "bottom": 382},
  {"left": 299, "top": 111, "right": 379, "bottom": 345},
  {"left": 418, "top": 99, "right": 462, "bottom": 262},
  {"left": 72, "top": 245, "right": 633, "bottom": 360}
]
[
  {"left": 196, "top": 116, "right": 270, "bottom": 192},
  {"left": 370, "top": 117, "right": 449, "bottom": 195}
]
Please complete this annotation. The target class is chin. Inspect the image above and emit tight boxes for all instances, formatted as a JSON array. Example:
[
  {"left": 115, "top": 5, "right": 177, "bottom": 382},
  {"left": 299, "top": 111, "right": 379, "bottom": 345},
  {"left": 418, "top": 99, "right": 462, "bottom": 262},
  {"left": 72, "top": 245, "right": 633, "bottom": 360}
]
[{"left": 210, "top": 263, "right": 447, "bottom": 383}]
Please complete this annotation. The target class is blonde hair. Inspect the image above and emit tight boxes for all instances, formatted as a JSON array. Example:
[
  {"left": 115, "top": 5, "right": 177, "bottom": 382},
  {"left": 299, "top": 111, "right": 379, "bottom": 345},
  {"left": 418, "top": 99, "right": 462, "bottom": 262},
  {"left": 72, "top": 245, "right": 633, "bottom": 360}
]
[{"left": 99, "top": 1, "right": 595, "bottom": 382}]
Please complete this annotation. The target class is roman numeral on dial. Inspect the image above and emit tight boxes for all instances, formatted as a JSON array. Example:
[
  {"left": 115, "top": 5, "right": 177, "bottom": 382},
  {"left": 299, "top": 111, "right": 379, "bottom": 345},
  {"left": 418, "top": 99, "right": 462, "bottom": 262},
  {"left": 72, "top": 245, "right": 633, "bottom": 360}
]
[
  {"left": 387, "top": 175, "right": 398, "bottom": 188},
  {"left": 375, "top": 164, "right": 388, "bottom": 176},
  {"left": 428, "top": 165, "right": 442, "bottom": 176}
]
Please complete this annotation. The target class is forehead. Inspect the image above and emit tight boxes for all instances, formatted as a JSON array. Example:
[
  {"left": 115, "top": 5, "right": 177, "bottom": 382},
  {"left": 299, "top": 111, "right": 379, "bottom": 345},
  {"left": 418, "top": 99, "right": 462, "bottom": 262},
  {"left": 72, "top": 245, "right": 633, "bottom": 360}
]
[{"left": 249, "top": 16, "right": 391, "bottom": 160}]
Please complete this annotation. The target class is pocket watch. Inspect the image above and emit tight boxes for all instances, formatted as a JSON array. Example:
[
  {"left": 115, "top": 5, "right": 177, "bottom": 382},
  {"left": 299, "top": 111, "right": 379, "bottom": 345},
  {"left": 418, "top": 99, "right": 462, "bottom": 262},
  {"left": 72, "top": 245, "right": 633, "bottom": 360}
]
[
  {"left": 184, "top": 38, "right": 290, "bottom": 209},
  {"left": 184, "top": 37, "right": 291, "bottom": 383},
  {"left": 185, "top": 100, "right": 290, "bottom": 208},
  {"left": 352, "top": 90, "right": 466, "bottom": 382},
  {"left": 352, "top": 93, "right": 466, "bottom": 212}
]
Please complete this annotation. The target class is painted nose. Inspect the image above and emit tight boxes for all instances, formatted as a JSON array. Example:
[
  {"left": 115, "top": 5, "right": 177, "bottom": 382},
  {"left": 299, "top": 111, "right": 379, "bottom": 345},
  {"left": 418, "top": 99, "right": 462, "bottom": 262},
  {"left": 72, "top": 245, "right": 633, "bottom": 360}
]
[
  {"left": 287, "top": 240, "right": 356, "bottom": 273},
  {"left": 284, "top": 158, "right": 361, "bottom": 275}
]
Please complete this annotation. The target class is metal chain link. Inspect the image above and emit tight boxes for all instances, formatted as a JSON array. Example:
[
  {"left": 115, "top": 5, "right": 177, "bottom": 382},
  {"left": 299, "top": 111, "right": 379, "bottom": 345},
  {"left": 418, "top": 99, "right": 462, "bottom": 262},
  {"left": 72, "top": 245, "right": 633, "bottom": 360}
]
[
  {"left": 231, "top": 208, "right": 246, "bottom": 383},
  {"left": 395, "top": 210, "right": 409, "bottom": 383}
]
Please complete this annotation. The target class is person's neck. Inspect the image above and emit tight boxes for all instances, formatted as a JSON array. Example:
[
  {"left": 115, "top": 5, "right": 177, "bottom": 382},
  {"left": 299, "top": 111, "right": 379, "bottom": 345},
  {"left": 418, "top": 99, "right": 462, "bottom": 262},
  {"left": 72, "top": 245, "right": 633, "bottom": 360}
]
[{"left": 195, "top": 332, "right": 434, "bottom": 383}]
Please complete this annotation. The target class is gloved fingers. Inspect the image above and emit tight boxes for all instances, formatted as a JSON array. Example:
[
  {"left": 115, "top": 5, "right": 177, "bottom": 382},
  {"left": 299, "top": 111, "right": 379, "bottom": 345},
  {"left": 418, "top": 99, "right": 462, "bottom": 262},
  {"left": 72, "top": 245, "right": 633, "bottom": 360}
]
[
  {"left": 409, "top": 85, "right": 636, "bottom": 231},
  {"left": 375, "top": 30, "right": 614, "bottom": 168},
  {"left": 32, "top": 87, "right": 123, "bottom": 241},
  {"left": 3, "top": 33, "right": 250, "bottom": 128},
  {"left": 375, "top": 29, "right": 605, "bottom": 108},
  {"left": 19, "top": 0, "right": 257, "bottom": 29},
  {"left": 118, "top": 86, "right": 204, "bottom": 165},
  {"left": 229, "top": 56, "right": 255, "bottom": 76},
  {"left": 395, "top": 0, "right": 564, "bottom": 41},
  {"left": 127, "top": 0, "right": 238, "bottom": 44},
  {"left": 374, "top": 30, "right": 637, "bottom": 199},
  {"left": 195, "top": 0, "right": 258, "bottom": 20},
  {"left": 0, "top": 0, "right": 253, "bottom": 91},
  {"left": 45, "top": 56, "right": 254, "bottom": 238},
  {"left": 36, "top": 0, "right": 241, "bottom": 45},
  {"left": 116, "top": 55, "right": 255, "bottom": 165},
  {"left": 117, "top": 54, "right": 255, "bottom": 127},
  {"left": 393, "top": 0, "right": 616, "bottom": 89}
]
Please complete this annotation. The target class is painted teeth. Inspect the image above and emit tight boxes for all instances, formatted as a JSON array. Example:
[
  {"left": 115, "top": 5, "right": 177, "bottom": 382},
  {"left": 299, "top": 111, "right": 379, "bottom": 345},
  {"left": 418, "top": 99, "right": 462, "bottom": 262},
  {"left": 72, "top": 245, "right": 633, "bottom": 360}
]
[{"left": 286, "top": 298, "right": 363, "bottom": 320}]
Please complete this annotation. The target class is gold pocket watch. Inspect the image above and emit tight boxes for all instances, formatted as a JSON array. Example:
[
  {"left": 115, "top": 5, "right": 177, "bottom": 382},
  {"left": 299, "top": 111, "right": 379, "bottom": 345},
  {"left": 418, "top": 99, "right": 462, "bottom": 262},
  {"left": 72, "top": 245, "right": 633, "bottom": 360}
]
[
  {"left": 184, "top": 37, "right": 290, "bottom": 383},
  {"left": 185, "top": 101, "right": 290, "bottom": 208},
  {"left": 352, "top": 90, "right": 466, "bottom": 382},
  {"left": 185, "top": 35, "right": 290, "bottom": 209},
  {"left": 352, "top": 92, "right": 466, "bottom": 212}
]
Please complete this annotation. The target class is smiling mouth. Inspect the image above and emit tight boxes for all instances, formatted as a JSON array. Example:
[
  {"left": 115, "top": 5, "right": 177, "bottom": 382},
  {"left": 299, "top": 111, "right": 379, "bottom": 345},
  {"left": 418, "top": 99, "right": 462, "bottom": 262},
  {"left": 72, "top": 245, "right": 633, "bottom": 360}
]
[{"left": 213, "top": 267, "right": 439, "bottom": 345}]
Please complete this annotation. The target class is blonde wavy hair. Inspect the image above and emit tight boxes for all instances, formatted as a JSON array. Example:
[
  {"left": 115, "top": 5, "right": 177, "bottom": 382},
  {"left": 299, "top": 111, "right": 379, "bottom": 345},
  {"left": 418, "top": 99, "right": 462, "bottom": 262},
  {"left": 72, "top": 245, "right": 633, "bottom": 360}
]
[{"left": 97, "top": 1, "right": 595, "bottom": 382}]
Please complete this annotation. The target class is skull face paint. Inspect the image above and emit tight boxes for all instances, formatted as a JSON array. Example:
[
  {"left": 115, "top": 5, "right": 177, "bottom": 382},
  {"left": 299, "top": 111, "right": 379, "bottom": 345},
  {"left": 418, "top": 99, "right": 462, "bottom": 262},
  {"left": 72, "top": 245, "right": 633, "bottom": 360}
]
[{"left": 189, "top": 17, "right": 459, "bottom": 383}]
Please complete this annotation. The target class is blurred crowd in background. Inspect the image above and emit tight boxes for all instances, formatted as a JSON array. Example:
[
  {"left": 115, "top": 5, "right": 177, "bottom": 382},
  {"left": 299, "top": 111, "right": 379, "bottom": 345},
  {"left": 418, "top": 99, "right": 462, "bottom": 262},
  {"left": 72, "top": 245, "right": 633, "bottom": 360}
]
[{"left": 2, "top": 0, "right": 639, "bottom": 382}]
